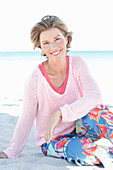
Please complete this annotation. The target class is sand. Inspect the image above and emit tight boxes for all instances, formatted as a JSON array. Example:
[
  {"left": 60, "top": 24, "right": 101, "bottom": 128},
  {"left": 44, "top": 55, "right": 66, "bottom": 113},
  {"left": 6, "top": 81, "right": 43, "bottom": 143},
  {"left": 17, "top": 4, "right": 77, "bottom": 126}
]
[
  {"left": 0, "top": 59, "right": 113, "bottom": 169},
  {"left": 1, "top": 113, "right": 112, "bottom": 170}
]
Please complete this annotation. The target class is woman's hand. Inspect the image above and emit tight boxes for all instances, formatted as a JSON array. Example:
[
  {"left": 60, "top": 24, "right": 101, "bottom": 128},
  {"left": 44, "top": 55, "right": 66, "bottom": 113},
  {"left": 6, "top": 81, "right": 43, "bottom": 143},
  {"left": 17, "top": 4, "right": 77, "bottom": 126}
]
[
  {"left": 44, "top": 109, "right": 62, "bottom": 144},
  {"left": 0, "top": 151, "right": 8, "bottom": 159}
]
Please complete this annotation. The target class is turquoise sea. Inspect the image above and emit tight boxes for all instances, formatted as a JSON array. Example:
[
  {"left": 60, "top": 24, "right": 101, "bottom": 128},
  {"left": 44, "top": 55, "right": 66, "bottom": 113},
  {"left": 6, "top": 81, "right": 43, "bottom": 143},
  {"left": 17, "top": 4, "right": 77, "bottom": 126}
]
[{"left": 0, "top": 51, "right": 113, "bottom": 61}]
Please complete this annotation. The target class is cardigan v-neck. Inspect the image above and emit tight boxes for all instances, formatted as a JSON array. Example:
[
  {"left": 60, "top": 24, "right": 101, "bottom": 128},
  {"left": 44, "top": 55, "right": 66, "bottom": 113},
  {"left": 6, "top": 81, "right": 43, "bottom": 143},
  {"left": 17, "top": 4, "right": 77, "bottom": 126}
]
[{"left": 39, "top": 56, "right": 69, "bottom": 94}]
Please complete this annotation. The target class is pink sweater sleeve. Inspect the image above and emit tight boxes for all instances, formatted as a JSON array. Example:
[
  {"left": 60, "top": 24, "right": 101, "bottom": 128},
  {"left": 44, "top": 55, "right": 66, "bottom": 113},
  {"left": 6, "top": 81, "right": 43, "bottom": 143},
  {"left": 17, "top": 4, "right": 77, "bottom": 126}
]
[
  {"left": 3, "top": 72, "right": 38, "bottom": 158},
  {"left": 60, "top": 56, "right": 103, "bottom": 122}
]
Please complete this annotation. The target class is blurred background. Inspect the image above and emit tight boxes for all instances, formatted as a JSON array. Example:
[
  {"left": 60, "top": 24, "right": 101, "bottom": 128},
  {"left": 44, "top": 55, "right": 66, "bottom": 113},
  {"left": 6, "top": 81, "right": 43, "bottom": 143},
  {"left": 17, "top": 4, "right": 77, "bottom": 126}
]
[{"left": 0, "top": 0, "right": 113, "bottom": 116}]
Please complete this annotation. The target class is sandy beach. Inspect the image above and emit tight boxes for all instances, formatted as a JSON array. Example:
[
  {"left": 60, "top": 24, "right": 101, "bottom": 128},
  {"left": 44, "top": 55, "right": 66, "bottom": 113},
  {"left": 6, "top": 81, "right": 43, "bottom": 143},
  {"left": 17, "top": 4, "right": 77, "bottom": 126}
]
[{"left": 0, "top": 57, "right": 113, "bottom": 169}]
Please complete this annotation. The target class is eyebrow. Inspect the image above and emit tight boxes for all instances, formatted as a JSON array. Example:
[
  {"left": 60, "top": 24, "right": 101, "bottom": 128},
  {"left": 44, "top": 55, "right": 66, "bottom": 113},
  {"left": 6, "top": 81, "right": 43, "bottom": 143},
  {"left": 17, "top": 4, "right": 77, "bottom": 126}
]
[{"left": 42, "top": 35, "right": 61, "bottom": 43}]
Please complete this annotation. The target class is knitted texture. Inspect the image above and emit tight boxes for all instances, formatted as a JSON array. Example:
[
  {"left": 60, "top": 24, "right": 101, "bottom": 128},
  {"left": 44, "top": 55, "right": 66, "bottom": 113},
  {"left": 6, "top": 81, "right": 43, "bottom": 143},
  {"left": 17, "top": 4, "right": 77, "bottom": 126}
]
[{"left": 4, "top": 55, "right": 103, "bottom": 158}]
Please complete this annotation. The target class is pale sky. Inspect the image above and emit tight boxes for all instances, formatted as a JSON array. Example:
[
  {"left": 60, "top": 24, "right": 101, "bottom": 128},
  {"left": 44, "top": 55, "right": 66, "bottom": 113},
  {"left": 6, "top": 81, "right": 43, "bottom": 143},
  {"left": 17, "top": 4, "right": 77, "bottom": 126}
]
[{"left": 0, "top": 0, "right": 113, "bottom": 51}]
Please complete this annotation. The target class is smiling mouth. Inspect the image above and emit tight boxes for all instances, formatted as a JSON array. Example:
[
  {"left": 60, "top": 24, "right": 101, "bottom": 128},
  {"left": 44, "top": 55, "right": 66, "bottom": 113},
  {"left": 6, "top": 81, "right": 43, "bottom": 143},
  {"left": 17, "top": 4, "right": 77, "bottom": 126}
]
[{"left": 51, "top": 50, "right": 61, "bottom": 56}]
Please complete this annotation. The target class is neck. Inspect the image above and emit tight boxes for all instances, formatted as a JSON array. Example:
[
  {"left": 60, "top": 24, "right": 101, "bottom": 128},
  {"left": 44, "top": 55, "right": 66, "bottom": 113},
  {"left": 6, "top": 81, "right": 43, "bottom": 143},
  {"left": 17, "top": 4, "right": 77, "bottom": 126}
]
[{"left": 47, "top": 56, "right": 67, "bottom": 75}]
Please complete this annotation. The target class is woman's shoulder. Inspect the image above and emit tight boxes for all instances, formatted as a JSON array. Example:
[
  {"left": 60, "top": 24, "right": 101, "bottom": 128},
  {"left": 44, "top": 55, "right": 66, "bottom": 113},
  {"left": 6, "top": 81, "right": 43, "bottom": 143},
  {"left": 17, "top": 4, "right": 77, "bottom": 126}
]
[
  {"left": 25, "top": 65, "right": 42, "bottom": 86},
  {"left": 69, "top": 55, "right": 86, "bottom": 63},
  {"left": 69, "top": 55, "right": 87, "bottom": 68}
]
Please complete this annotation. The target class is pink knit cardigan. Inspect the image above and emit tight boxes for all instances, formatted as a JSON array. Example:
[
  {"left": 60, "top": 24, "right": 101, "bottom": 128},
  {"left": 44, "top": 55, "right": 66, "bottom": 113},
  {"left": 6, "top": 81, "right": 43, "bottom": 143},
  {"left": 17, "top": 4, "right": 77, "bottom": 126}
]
[{"left": 4, "top": 55, "right": 103, "bottom": 158}]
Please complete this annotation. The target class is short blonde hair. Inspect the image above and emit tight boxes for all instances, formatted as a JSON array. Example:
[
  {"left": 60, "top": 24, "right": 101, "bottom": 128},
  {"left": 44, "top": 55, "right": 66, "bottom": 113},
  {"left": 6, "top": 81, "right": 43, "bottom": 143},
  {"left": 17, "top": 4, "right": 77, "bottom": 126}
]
[{"left": 30, "top": 15, "right": 72, "bottom": 55}]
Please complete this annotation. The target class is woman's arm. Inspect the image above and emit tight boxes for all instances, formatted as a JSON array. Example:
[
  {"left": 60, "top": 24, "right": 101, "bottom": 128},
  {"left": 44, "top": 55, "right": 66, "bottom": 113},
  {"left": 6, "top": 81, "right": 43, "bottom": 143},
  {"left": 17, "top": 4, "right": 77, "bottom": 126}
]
[
  {"left": 3, "top": 72, "right": 38, "bottom": 158},
  {"left": 60, "top": 56, "right": 103, "bottom": 122}
]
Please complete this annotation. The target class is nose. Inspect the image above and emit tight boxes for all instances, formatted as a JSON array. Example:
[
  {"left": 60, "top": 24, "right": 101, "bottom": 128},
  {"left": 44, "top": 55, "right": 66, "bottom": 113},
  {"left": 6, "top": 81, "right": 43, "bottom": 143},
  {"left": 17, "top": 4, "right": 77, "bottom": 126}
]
[{"left": 50, "top": 42, "right": 56, "bottom": 50}]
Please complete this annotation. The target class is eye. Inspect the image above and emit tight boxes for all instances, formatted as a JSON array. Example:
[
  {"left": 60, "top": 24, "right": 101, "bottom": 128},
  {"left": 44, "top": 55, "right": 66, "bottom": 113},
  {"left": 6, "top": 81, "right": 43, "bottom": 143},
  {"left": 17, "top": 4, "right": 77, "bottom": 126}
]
[
  {"left": 55, "top": 38, "right": 60, "bottom": 41},
  {"left": 43, "top": 42, "right": 49, "bottom": 45}
]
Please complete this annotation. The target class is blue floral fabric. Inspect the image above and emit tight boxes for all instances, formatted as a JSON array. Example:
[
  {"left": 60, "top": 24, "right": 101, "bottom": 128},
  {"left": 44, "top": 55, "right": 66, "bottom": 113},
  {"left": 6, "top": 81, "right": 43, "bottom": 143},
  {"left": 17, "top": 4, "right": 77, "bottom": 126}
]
[{"left": 41, "top": 105, "right": 113, "bottom": 166}]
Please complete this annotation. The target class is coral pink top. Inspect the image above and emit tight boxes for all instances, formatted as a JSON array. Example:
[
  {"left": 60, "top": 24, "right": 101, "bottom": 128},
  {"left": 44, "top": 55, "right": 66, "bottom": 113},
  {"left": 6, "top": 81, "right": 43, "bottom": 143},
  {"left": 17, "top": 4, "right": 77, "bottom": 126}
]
[
  {"left": 39, "top": 55, "right": 69, "bottom": 94},
  {"left": 4, "top": 55, "right": 103, "bottom": 158}
]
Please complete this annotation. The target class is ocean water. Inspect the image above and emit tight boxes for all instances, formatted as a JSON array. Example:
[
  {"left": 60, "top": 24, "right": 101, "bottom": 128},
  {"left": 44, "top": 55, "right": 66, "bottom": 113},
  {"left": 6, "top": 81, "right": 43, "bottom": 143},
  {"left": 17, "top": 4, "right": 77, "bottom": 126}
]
[
  {"left": 0, "top": 51, "right": 113, "bottom": 61},
  {"left": 0, "top": 51, "right": 113, "bottom": 116}
]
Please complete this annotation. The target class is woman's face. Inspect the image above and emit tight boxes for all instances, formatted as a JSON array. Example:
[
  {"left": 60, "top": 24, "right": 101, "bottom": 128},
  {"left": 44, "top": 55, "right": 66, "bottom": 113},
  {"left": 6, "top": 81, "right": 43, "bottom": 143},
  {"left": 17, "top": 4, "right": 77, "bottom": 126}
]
[{"left": 40, "top": 28, "right": 67, "bottom": 60}]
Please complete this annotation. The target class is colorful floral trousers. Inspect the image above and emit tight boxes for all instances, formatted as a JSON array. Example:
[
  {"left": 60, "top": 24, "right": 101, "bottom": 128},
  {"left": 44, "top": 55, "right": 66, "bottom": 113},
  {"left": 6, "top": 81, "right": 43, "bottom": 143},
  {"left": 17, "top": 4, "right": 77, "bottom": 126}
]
[{"left": 41, "top": 105, "right": 113, "bottom": 166}]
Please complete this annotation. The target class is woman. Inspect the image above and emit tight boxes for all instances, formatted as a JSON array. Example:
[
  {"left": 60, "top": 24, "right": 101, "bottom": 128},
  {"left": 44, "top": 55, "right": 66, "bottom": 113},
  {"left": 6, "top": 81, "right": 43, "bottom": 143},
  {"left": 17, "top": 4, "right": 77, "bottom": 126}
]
[{"left": 0, "top": 15, "right": 113, "bottom": 168}]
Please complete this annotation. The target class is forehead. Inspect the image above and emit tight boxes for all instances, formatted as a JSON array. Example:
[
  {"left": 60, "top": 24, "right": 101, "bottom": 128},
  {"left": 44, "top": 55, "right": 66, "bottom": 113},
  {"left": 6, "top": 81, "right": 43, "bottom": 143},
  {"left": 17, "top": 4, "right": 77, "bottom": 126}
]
[{"left": 40, "top": 28, "right": 63, "bottom": 41}]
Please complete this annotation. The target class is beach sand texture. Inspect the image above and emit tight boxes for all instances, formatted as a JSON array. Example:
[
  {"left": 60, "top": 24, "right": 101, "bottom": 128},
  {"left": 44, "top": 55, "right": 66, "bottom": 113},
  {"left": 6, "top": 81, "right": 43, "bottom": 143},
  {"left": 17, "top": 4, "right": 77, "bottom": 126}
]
[
  {"left": 0, "top": 57, "right": 113, "bottom": 169},
  {"left": 1, "top": 113, "right": 112, "bottom": 170}
]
